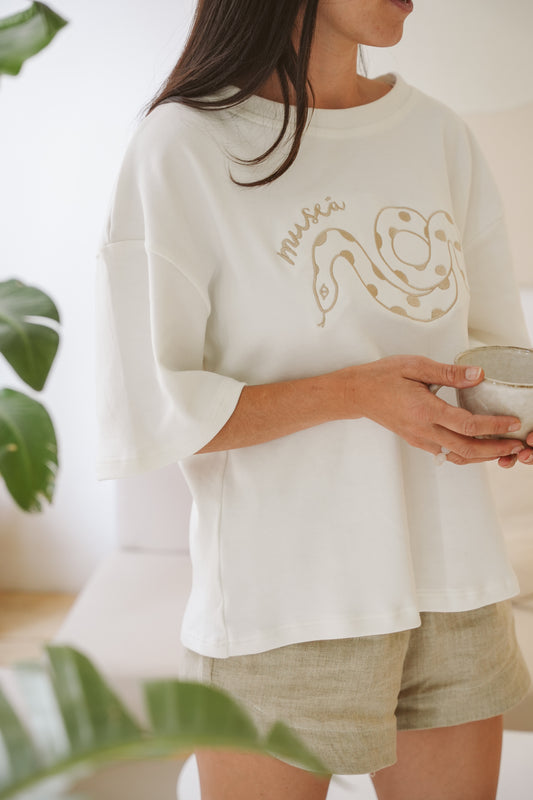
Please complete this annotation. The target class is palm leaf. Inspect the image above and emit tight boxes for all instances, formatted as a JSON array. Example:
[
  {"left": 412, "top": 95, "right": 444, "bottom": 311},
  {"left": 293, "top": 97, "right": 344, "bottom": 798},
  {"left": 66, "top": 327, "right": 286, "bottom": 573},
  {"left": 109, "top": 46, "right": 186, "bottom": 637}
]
[
  {"left": 0, "top": 2, "right": 68, "bottom": 76},
  {"left": 0, "top": 646, "right": 328, "bottom": 799},
  {"left": 0, "top": 388, "right": 58, "bottom": 512},
  {"left": 0, "top": 279, "right": 60, "bottom": 392},
  {"left": 0, "top": 684, "right": 41, "bottom": 786},
  {"left": 265, "top": 721, "right": 328, "bottom": 775},
  {"left": 144, "top": 679, "right": 261, "bottom": 751}
]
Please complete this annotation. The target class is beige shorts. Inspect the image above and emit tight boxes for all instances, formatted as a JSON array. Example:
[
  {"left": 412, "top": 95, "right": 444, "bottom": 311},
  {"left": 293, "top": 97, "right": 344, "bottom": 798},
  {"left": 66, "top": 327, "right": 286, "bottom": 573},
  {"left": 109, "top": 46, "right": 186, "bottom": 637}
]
[{"left": 181, "top": 600, "right": 531, "bottom": 775}]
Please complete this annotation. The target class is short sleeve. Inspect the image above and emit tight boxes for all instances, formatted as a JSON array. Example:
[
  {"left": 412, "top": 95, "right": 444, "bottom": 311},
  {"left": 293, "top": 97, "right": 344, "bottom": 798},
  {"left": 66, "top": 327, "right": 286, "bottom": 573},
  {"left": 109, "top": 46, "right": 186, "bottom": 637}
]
[
  {"left": 94, "top": 107, "right": 246, "bottom": 480},
  {"left": 95, "top": 243, "right": 245, "bottom": 479},
  {"left": 464, "top": 216, "right": 531, "bottom": 349},
  {"left": 460, "top": 125, "right": 531, "bottom": 349}
]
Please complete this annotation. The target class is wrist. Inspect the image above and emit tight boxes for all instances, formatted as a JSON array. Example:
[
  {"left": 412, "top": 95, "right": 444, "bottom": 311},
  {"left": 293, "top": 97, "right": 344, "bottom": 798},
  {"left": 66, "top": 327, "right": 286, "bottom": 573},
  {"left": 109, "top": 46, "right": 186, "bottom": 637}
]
[{"left": 322, "top": 366, "right": 365, "bottom": 422}]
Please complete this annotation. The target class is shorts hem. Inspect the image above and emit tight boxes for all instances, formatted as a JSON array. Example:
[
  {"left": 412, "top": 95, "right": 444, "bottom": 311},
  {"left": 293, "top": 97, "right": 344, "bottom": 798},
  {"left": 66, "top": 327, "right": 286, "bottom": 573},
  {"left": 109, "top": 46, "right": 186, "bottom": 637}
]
[
  {"left": 396, "top": 675, "right": 532, "bottom": 732},
  {"left": 266, "top": 727, "right": 397, "bottom": 776}
]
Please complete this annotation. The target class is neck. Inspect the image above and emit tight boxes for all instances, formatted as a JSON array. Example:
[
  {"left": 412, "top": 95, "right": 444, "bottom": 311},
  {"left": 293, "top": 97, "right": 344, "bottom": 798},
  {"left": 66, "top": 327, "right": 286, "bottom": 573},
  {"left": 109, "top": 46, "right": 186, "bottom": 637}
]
[
  {"left": 256, "top": 17, "right": 388, "bottom": 110},
  {"left": 256, "top": 60, "right": 390, "bottom": 110}
]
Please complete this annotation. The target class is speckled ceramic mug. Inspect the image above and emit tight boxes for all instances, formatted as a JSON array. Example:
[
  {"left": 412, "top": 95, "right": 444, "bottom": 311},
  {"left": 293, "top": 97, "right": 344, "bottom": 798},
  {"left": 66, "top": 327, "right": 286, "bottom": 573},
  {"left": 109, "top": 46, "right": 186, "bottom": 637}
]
[{"left": 451, "top": 346, "right": 533, "bottom": 441}]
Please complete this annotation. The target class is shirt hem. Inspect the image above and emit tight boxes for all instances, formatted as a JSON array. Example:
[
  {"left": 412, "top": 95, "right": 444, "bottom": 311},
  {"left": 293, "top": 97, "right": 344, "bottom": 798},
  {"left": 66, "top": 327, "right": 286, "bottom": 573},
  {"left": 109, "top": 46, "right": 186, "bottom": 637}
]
[
  {"left": 181, "top": 580, "right": 521, "bottom": 658},
  {"left": 181, "top": 608, "right": 422, "bottom": 658},
  {"left": 416, "top": 578, "right": 520, "bottom": 612}
]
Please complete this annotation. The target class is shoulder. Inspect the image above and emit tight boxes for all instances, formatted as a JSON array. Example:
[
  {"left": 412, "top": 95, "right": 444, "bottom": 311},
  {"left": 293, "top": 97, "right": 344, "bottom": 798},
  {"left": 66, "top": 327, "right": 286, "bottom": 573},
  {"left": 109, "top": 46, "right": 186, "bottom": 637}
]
[
  {"left": 406, "top": 79, "right": 492, "bottom": 178},
  {"left": 407, "top": 80, "right": 471, "bottom": 138},
  {"left": 102, "top": 102, "right": 228, "bottom": 248},
  {"left": 400, "top": 78, "right": 504, "bottom": 235},
  {"left": 127, "top": 101, "right": 218, "bottom": 165}
]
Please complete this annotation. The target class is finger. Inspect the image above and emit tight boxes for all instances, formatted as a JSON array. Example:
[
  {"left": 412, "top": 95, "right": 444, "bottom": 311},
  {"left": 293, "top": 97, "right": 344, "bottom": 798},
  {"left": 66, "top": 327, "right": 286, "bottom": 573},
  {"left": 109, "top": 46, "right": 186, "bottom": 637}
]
[
  {"left": 435, "top": 401, "right": 522, "bottom": 439},
  {"left": 444, "top": 451, "right": 481, "bottom": 466},
  {"left": 403, "top": 357, "right": 485, "bottom": 389},
  {"left": 517, "top": 448, "right": 533, "bottom": 465},
  {"left": 425, "top": 438, "right": 517, "bottom": 466},
  {"left": 434, "top": 449, "right": 521, "bottom": 467},
  {"left": 526, "top": 431, "right": 533, "bottom": 448},
  {"left": 498, "top": 454, "right": 518, "bottom": 469},
  {"left": 432, "top": 426, "right": 524, "bottom": 462},
  {"left": 440, "top": 451, "right": 506, "bottom": 466}
]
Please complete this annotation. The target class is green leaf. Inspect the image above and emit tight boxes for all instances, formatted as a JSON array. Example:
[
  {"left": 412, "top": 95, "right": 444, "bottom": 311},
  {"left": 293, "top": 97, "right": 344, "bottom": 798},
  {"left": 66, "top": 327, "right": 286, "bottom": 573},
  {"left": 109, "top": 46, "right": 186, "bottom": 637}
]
[
  {"left": 43, "top": 647, "right": 143, "bottom": 755},
  {"left": 265, "top": 721, "right": 329, "bottom": 775},
  {"left": 144, "top": 680, "right": 261, "bottom": 752},
  {"left": 0, "top": 388, "right": 58, "bottom": 512},
  {"left": 0, "top": 2, "right": 68, "bottom": 76},
  {"left": 0, "top": 646, "right": 329, "bottom": 799},
  {"left": 0, "top": 685, "right": 41, "bottom": 790},
  {"left": 0, "top": 279, "right": 60, "bottom": 392},
  {"left": 143, "top": 682, "right": 330, "bottom": 772}
]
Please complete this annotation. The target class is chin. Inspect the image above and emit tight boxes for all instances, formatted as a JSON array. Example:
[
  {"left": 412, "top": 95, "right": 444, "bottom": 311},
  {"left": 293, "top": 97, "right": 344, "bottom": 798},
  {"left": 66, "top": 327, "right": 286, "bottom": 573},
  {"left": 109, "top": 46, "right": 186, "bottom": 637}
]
[{"left": 361, "top": 28, "right": 405, "bottom": 48}]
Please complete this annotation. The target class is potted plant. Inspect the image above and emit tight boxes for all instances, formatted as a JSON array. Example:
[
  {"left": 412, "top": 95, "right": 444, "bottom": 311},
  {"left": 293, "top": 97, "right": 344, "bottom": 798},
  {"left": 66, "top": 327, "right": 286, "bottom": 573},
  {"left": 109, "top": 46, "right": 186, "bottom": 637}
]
[{"left": 0, "top": 3, "right": 67, "bottom": 513}]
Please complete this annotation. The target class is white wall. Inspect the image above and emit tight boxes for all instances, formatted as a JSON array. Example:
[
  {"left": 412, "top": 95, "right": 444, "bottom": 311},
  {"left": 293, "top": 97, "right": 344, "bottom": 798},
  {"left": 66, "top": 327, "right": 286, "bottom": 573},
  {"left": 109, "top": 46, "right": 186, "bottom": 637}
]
[
  {"left": 0, "top": 0, "right": 531, "bottom": 591},
  {"left": 365, "top": 0, "right": 533, "bottom": 114},
  {"left": 0, "top": 0, "right": 195, "bottom": 591}
]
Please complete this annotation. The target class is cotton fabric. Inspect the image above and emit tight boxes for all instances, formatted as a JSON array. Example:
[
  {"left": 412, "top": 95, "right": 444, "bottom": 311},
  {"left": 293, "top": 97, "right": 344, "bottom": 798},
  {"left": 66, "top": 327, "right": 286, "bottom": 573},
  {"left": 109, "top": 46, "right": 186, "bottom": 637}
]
[{"left": 95, "top": 73, "right": 531, "bottom": 657}]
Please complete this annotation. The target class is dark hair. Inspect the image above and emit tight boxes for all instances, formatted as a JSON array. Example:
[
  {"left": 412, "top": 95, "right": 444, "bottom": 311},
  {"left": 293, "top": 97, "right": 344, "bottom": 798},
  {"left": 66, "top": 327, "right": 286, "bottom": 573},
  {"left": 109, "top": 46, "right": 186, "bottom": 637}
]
[{"left": 143, "top": 0, "right": 367, "bottom": 187}]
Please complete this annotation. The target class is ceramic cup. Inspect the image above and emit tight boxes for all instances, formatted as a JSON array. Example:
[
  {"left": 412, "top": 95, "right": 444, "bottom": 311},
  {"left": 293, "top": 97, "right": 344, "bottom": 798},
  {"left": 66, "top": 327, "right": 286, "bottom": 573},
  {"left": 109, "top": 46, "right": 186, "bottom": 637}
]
[{"left": 432, "top": 345, "right": 533, "bottom": 441}]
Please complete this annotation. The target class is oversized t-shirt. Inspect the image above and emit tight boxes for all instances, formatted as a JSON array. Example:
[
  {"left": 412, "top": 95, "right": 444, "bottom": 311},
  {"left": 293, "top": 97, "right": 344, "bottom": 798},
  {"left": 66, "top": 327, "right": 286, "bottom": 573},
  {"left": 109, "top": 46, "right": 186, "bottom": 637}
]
[{"left": 95, "top": 72, "right": 531, "bottom": 657}]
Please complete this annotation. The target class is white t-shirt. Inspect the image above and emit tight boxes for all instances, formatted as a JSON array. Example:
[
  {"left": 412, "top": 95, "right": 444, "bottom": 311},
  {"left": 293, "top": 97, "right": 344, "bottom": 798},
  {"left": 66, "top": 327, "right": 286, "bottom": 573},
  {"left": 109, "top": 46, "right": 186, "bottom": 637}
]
[{"left": 95, "top": 73, "right": 530, "bottom": 657}]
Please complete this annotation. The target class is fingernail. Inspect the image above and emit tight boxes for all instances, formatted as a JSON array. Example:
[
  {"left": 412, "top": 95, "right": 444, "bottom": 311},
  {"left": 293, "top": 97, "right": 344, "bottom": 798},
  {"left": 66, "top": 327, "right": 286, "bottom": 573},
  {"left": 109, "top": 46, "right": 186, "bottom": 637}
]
[
  {"left": 508, "top": 422, "right": 522, "bottom": 432},
  {"left": 525, "top": 454, "right": 533, "bottom": 464},
  {"left": 511, "top": 445, "right": 523, "bottom": 454},
  {"left": 465, "top": 366, "right": 482, "bottom": 381}
]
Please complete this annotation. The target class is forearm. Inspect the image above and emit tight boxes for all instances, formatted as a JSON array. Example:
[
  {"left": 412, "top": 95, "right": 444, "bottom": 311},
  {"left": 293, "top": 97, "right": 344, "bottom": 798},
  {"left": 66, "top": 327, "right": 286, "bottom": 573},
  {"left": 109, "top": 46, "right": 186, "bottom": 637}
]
[
  {"left": 196, "top": 371, "right": 350, "bottom": 454},
  {"left": 195, "top": 356, "right": 533, "bottom": 466}
]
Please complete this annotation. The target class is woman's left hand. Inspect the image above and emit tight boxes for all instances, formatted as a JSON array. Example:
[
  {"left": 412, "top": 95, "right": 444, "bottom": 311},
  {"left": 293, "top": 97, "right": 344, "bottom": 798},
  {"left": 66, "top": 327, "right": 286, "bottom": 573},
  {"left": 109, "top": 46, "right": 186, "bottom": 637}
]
[{"left": 498, "top": 431, "right": 533, "bottom": 468}]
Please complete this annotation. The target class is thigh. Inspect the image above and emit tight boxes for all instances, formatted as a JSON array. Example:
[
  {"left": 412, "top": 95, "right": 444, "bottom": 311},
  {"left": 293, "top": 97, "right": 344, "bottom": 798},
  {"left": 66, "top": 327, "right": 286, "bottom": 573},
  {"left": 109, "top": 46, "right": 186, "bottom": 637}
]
[
  {"left": 371, "top": 715, "right": 503, "bottom": 800},
  {"left": 195, "top": 749, "right": 331, "bottom": 800}
]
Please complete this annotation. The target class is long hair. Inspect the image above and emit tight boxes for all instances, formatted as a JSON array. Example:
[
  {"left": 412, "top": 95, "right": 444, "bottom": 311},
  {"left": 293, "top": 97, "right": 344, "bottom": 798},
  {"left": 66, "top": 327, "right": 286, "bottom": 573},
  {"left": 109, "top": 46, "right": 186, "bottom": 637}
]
[{"left": 143, "top": 0, "right": 367, "bottom": 187}]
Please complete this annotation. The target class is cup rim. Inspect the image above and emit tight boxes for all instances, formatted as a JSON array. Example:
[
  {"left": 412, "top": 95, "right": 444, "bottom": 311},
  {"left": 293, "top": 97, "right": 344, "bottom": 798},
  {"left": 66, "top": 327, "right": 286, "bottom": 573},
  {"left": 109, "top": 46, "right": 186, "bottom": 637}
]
[{"left": 454, "top": 345, "right": 533, "bottom": 388}]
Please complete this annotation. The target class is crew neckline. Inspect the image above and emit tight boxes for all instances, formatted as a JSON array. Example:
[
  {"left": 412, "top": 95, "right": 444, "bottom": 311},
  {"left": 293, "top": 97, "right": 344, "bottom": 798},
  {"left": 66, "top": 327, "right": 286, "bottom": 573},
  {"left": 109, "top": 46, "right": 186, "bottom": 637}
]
[{"left": 225, "top": 72, "right": 414, "bottom": 135}]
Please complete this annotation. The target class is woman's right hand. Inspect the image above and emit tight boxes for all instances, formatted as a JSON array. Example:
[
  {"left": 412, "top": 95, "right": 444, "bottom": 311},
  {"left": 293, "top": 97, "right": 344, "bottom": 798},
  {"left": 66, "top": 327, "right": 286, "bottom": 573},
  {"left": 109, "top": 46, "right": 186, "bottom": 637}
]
[{"left": 339, "top": 355, "right": 530, "bottom": 466}]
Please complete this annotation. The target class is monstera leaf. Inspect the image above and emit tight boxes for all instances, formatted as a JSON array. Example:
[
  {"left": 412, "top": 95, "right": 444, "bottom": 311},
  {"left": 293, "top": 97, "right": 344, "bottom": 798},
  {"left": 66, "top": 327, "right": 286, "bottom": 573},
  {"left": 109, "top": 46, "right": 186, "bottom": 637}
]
[
  {"left": 0, "top": 388, "right": 58, "bottom": 512},
  {"left": 0, "top": 2, "right": 66, "bottom": 514},
  {"left": 0, "top": 646, "right": 327, "bottom": 799},
  {"left": 0, "top": 2, "right": 68, "bottom": 76},
  {"left": 0, "top": 279, "right": 60, "bottom": 511},
  {"left": 0, "top": 279, "right": 60, "bottom": 392}
]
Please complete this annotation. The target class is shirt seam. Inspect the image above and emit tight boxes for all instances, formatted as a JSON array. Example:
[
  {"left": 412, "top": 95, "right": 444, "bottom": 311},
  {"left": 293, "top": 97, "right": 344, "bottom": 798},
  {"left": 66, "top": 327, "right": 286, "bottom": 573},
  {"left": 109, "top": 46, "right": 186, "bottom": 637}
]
[
  {"left": 215, "top": 451, "right": 230, "bottom": 647},
  {"left": 146, "top": 245, "right": 211, "bottom": 311},
  {"left": 182, "top": 577, "right": 520, "bottom": 651},
  {"left": 99, "top": 238, "right": 146, "bottom": 248},
  {"left": 183, "top": 609, "right": 422, "bottom": 649},
  {"left": 462, "top": 215, "right": 504, "bottom": 254},
  {"left": 228, "top": 97, "right": 418, "bottom": 139},
  {"left": 415, "top": 580, "right": 519, "bottom": 602},
  {"left": 98, "top": 240, "right": 211, "bottom": 312},
  {"left": 226, "top": 81, "right": 420, "bottom": 139}
]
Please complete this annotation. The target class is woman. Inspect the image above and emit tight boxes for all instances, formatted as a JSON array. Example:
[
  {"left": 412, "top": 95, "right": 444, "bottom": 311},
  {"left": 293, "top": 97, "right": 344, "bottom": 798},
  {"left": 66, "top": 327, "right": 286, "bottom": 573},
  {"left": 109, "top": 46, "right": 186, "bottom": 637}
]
[{"left": 95, "top": 1, "right": 532, "bottom": 798}]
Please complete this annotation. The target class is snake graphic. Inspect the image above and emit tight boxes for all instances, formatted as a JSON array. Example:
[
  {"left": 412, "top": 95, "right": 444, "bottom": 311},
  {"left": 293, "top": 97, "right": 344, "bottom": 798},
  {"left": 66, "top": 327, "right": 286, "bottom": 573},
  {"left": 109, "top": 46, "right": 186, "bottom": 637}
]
[{"left": 311, "top": 207, "right": 467, "bottom": 327}]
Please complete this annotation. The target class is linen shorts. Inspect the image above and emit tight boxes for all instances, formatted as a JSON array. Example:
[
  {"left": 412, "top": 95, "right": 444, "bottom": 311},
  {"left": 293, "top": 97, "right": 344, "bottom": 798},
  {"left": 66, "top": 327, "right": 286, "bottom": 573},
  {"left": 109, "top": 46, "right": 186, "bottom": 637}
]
[{"left": 181, "top": 600, "right": 531, "bottom": 775}]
